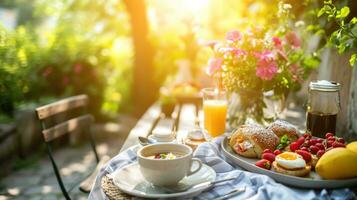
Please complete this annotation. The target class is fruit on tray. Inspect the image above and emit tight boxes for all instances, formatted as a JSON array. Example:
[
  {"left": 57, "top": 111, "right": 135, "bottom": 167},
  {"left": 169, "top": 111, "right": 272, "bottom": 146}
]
[
  {"left": 271, "top": 152, "right": 311, "bottom": 177},
  {"left": 255, "top": 159, "right": 271, "bottom": 170},
  {"left": 295, "top": 150, "right": 312, "bottom": 162},
  {"left": 346, "top": 141, "right": 357, "bottom": 154},
  {"left": 287, "top": 132, "right": 347, "bottom": 162},
  {"left": 262, "top": 152, "right": 276, "bottom": 163},
  {"left": 315, "top": 147, "right": 357, "bottom": 179}
]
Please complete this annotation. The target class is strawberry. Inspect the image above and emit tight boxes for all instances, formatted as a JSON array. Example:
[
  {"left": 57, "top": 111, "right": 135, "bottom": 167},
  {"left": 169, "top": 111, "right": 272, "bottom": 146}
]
[
  {"left": 295, "top": 150, "right": 312, "bottom": 162},
  {"left": 255, "top": 159, "right": 271, "bottom": 170},
  {"left": 263, "top": 149, "right": 273, "bottom": 154},
  {"left": 273, "top": 149, "right": 282, "bottom": 155},
  {"left": 317, "top": 150, "right": 325, "bottom": 158},
  {"left": 325, "top": 132, "right": 334, "bottom": 139},
  {"left": 296, "top": 137, "right": 305, "bottom": 146},
  {"left": 310, "top": 145, "right": 319, "bottom": 154},
  {"left": 262, "top": 153, "right": 276, "bottom": 163},
  {"left": 332, "top": 142, "right": 345, "bottom": 148},
  {"left": 290, "top": 142, "right": 300, "bottom": 152},
  {"left": 303, "top": 133, "right": 312, "bottom": 139}
]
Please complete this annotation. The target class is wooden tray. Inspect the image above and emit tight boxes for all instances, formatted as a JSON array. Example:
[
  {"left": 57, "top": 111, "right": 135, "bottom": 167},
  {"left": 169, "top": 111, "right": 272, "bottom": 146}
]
[{"left": 221, "top": 137, "right": 357, "bottom": 189}]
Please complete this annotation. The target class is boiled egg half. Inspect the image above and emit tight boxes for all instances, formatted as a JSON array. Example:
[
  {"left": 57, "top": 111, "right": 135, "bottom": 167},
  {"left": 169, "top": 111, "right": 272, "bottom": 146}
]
[{"left": 275, "top": 152, "right": 306, "bottom": 169}]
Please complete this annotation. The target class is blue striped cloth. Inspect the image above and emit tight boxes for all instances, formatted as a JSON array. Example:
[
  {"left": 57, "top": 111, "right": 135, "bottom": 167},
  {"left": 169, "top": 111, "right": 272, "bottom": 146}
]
[{"left": 88, "top": 137, "right": 356, "bottom": 200}]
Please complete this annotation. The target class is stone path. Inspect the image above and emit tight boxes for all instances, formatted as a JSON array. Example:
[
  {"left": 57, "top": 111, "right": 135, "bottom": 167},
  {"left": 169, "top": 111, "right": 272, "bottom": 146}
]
[
  {"left": 0, "top": 116, "right": 137, "bottom": 200},
  {"left": 0, "top": 138, "right": 125, "bottom": 200}
]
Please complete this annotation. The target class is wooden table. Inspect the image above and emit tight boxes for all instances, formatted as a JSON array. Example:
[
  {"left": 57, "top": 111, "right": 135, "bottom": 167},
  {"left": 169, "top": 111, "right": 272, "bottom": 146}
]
[
  {"left": 120, "top": 101, "right": 306, "bottom": 152},
  {"left": 120, "top": 101, "right": 201, "bottom": 152},
  {"left": 103, "top": 101, "right": 307, "bottom": 199}
]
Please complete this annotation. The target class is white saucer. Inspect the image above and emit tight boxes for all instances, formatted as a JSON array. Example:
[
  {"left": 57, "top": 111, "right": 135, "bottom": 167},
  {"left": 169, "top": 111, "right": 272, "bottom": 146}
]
[{"left": 110, "top": 162, "right": 216, "bottom": 198}]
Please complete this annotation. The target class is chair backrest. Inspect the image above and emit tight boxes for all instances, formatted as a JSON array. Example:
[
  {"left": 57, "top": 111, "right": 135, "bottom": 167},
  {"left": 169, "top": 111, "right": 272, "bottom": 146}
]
[{"left": 35, "top": 94, "right": 99, "bottom": 200}]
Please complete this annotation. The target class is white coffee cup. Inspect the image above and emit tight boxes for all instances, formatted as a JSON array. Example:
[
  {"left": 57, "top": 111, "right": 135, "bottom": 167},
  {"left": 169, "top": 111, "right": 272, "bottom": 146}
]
[{"left": 137, "top": 143, "right": 202, "bottom": 186}]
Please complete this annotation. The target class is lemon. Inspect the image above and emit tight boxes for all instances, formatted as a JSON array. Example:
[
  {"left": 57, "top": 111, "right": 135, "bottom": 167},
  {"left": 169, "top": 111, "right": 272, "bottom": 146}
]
[
  {"left": 315, "top": 147, "right": 357, "bottom": 179},
  {"left": 346, "top": 141, "right": 357, "bottom": 154}
]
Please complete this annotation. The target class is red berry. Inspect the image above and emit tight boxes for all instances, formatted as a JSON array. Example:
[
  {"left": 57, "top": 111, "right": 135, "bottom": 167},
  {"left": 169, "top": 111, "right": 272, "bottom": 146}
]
[
  {"left": 263, "top": 149, "right": 272, "bottom": 154},
  {"left": 316, "top": 138, "right": 324, "bottom": 143},
  {"left": 290, "top": 142, "right": 300, "bottom": 152},
  {"left": 295, "top": 150, "right": 312, "bottom": 162},
  {"left": 315, "top": 143, "right": 325, "bottom": 150},
  {"left": 304, "top": 133, "right": 312, "bottom": 139},
  {"left": 300, "top": 147, "right": 309, "bottom": 152},
  {"left": 255, "top": 159, "right": 271, "bottom": 170},
  {"left": 332, "top": 142, "right": 345, "bottom": 148},
  {"left": 325, "top": 133, "right": 334, "bottom": 139},
  {"left": 309, "top": 139, "right": 318, "bottom": 145},
  {"left": 273, "top": 149, "right": 282, "bottom": 155},
  {"left": 296, "top": 137, "right": 305, "bottom": 146},
  {"left": 310, "top": 145, "right": 319, "bottom": 154},
  {"left": 262, "top": 153, "right": 276, "bottom": 163},
  {"left": 327, "top": 140, "right": 334, "bottom": 148},
  {"left": 327, "top": 137, "right": 336, "bottom": 142},
  {"left": 337, "top": 138, "right": 345, "bottom": 144},
  {"left": 317, "top": 150, "right": 325, "bottom": 158}
]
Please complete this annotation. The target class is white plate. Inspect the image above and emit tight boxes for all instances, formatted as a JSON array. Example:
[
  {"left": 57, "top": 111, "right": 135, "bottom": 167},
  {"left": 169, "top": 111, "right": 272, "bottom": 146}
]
[
  {"left": 110, "top": 162, "right": 216, "bottom": 198},
  {"left": 221, "top": 137, "right": 357, "bottom": 189}
]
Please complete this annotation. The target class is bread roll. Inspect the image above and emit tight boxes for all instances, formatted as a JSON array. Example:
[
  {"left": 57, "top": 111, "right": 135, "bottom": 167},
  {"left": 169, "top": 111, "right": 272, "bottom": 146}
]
[
  {"left": 267, "top": 120, "right": 300, "bottom": 142},
  {"left": 229, "top": 125, "right": 279, "bottom": 158}
]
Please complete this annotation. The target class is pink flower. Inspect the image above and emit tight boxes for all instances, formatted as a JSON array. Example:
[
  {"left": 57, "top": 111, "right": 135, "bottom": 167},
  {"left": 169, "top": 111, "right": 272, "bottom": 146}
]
[
  {"left": 254, "top": 50, "right": 275, "bottom": 60},
  {"left": 285, "top": 32, "right": 301, "bottom": 48},
  {"left": 206, "top": 58, "right": 223, "bottom": 76},
  {"left": 226, "top": 30, "right": 242, "bottom": 42},
  {"left": 254, "top": 51, "right": 278, "bottom": 80},
  {"left": 204, "top": 40, "right": 219, "bottom": 50},
  {"left": 272, "top": 37, "right": 282, "bottom": 47},
  {"left": 74, "top": 64, "right": 82, "bottom": 74},
  {"left": 219, "top": 47, "right": 246, "bottom": 56}
]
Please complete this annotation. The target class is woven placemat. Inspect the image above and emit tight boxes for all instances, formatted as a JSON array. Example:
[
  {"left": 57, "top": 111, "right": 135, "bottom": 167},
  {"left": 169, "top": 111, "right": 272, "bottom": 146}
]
[{"left": 101, "top": 175, "right": 133, "bottom": 200}]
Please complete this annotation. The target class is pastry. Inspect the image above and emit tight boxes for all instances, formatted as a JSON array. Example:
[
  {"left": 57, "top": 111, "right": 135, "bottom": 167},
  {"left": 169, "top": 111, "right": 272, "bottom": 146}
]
[
  {"left": 229, "top": 125, "right": 279, "bottom": 158},
  {"left": 267, "top": 119, "right": 300, "bottom": 142}
]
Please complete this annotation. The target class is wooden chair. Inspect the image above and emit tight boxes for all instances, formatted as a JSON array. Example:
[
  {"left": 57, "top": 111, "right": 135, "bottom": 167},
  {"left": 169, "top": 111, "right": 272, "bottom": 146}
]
[{"left": 35, "top": 94, "right": 109, "bottom": 199}]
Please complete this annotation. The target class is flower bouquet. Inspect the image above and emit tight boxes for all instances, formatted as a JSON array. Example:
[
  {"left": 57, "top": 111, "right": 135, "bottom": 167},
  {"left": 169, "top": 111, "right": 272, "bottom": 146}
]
[{"left": 206, "top": 27, "right": 317, "bottom": 127}]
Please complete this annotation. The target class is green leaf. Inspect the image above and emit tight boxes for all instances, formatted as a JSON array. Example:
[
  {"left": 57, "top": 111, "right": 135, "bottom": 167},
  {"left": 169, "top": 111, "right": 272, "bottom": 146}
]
[
  {"left": 351, "top": 17, "right": 357, "bottom": 24},
  {"left": 317, "top": 7, "right": 326, "bottom": 17},
  {"left": 281, "top": 134, "right": 289, "bottom": 144},
  {"left": 350, "top": 54, "right": 357, "bottom": 67},
  {"left": 336, "top": 6, "right": 350, "bottom": 19},
  {"left": 315, "top": 29, "right": 325, "bottom": 36}
]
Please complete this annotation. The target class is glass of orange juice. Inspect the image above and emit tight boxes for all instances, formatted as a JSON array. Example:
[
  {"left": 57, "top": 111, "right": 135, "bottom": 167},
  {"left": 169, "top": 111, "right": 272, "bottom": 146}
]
[{"left": 202, "top": 88, "right": 227, "bottom": 138}]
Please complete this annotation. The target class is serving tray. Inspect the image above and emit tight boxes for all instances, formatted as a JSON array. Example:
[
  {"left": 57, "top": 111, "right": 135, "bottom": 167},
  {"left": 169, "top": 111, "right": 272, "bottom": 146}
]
[{"left": 221, "top": 137, "right": 357, "bottom": 189}]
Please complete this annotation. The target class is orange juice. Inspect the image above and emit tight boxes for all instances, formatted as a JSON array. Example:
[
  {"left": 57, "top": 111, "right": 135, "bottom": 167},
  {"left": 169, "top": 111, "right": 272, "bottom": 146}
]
[{"left": 203, "top": 100, "right": 227, "bottom": 137}]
